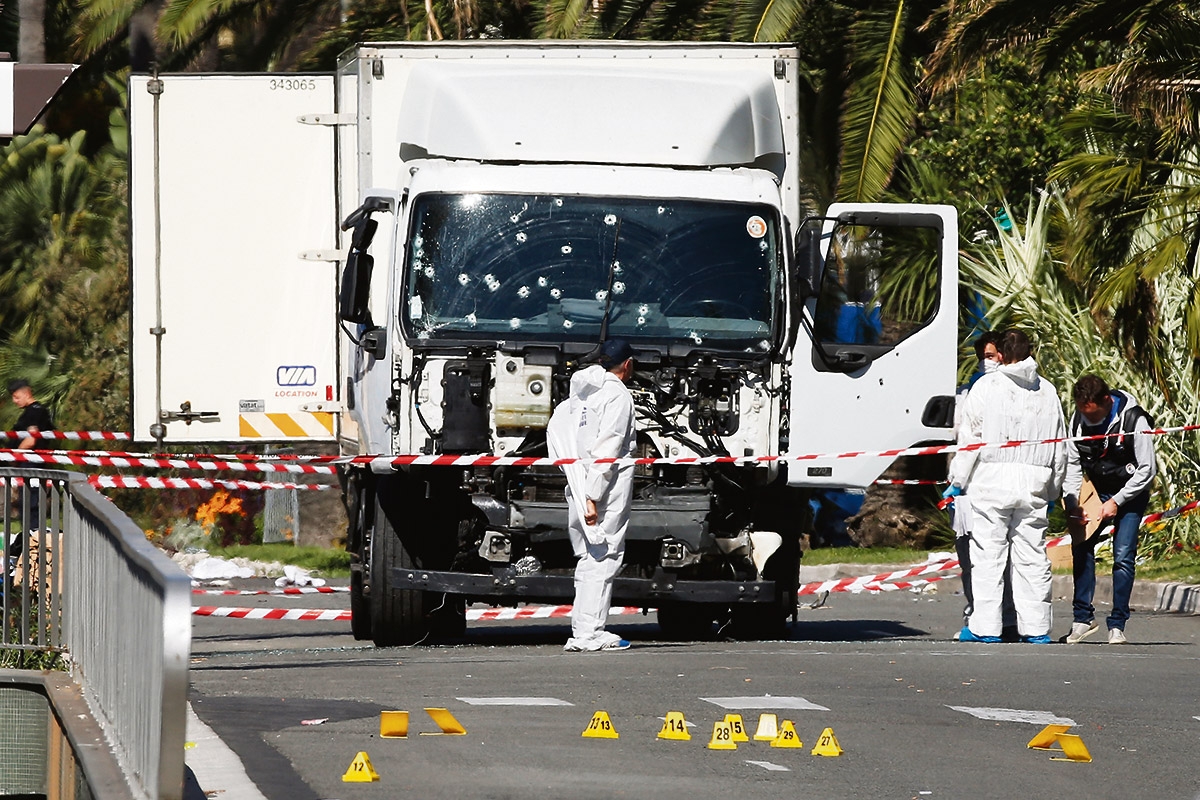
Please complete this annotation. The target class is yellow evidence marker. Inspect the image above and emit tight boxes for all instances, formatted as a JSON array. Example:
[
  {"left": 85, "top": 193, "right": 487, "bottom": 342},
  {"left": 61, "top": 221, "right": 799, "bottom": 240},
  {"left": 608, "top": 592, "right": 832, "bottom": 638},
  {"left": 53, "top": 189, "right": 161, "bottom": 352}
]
[
  {"left": 770, "top": 720, "right": 803, "bottom": 749},
  {"left": 753, "top": 713, "right": 779, "bottom": 741},
  {"left": 657, "top": 711, "right": 692, "bottom": 741},
  {"left": 1027, "top": 724, "right": 1073, "bottom": 750},
  {"left": 582, "top": 710, "right": 620, "bottom": 739},
  {"left": 811, "top": 727, "right": 844, "bottom": 757},
  {"left": 723, "top": 714, "right": 749, "bottom": 742},
  {"left": 1048, "top": 734, "right": 1093, "bottom": 763},
  {"left": 421, "top": 708, "right": 467, "bottom": 736},
  {"left": 342, "top": 752, "right": 380, "bottom": 783},
  {"left": 379, "top": 711, "right": 409, "bottom": 738},
  {"left": 707, "top": 720, "right": 738, "bottom": 750}
]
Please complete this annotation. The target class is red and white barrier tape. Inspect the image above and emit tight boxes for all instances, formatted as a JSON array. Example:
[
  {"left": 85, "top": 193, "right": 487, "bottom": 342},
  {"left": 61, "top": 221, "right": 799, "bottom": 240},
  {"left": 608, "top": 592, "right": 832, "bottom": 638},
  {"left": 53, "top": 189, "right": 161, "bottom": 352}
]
[
  {"left": 335, "top": 424, "right": 1200, "bottom": 472},
  {"left": 0, "top": 431, "right": 130, "bottom": 440},
  {"left": 0, "top": 449, "right": 334, "bottom": 474},
  {"left": 191, "top": 604, "right": 644, "bottom": 622},
  {"left": 3, "top": 424, "right": 1197, "bottom": 476},
  {"left": 861, "top": 573, "right": 958, "bottom": 594},
  {"left": 193, "top": 586, "right": 349, "bottom": 596},
  {"left": 798, "top": 557, "right": 960, "bottom": 596},
  {"left": 90, "top": 476, "right": 333, "bottom": 491},
  {"left": 193, "top": 606, "right": 352, "bottom": 622}
]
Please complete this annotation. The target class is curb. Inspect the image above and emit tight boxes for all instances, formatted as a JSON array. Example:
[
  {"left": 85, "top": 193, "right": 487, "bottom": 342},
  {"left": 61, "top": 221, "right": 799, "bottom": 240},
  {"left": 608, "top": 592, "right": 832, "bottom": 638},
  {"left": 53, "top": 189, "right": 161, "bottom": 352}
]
[{"left": 800, "top": 562, "right": 1199, "bottom": 615}]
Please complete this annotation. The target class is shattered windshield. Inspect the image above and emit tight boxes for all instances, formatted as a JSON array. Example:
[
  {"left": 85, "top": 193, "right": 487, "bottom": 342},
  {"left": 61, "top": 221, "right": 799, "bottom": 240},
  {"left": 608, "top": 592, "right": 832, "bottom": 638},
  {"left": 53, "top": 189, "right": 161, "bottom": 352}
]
[{"left": 402, "top": 193, "right": 780, "bottom": 352}]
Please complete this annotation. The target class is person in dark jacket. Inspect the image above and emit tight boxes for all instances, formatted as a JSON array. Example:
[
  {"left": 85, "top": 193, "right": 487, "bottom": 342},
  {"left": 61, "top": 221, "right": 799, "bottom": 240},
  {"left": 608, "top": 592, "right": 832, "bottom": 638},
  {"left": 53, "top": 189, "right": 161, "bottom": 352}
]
[
  {"left": 1062, "top": 374, "right": 1156, "bottom": 645},
  {"left": 8, "top": 379, "right": 55, "bottom": 535}
]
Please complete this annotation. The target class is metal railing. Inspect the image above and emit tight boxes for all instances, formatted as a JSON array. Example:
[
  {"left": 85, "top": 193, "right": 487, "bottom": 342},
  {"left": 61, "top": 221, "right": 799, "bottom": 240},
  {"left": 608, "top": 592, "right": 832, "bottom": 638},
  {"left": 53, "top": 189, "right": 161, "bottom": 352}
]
[{"left": 1, "top": 467, "right": 191, "bottom": 800}]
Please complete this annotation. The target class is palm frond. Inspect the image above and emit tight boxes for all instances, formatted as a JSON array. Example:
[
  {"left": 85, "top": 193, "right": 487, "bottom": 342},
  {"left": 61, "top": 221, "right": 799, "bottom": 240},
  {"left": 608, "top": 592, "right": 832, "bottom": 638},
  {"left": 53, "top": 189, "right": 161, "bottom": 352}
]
[{"left": 835, "top": 0, "right": 916, "bottom": 202}]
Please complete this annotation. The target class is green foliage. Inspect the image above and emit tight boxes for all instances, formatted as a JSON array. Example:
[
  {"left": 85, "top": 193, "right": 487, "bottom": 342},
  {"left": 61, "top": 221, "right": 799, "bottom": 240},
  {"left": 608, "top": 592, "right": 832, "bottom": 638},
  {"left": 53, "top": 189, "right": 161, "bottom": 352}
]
[
  {"left": 0, "top": 115, "right": 130, "bottom": 434},
  {"left": 904, "top": 52, "right": 1082, "bottom": 223},
  {"left": 800, "top": 544, "right": 929, "bottom": 564},
  {"left": 0, "top": 647, "right": 68, "bottom": 670}
]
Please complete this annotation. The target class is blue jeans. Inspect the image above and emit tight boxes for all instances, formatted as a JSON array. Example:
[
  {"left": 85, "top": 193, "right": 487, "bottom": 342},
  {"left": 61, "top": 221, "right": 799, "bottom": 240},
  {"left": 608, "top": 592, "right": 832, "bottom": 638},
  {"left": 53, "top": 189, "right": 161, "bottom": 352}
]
[{"left": 1072, "top": 491, "right": 1148, "bottom": 630}]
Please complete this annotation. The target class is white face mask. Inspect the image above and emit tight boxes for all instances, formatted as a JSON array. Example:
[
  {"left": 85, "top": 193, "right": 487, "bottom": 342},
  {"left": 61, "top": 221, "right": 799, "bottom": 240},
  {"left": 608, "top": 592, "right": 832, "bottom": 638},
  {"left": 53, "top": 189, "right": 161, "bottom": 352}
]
[{"left": 982, "top": 358, "right": 1001, "bottom": 374}]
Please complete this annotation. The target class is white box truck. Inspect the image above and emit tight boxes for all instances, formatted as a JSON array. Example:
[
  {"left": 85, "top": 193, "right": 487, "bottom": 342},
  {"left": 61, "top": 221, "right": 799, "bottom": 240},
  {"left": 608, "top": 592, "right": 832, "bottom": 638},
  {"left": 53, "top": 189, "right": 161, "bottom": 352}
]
[{"left": 129, "top": 41, "right": 959, "bottom": 646}]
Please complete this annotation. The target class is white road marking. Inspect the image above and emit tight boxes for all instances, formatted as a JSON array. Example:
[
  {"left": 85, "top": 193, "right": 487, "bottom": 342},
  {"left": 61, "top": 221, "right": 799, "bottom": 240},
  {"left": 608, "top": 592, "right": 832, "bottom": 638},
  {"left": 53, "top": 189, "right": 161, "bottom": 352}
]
[
  {"left": 947, "top": 706, "right": 1075, "bottom": 726},
  {"left": 456, "top": 696, "right": 573, "bottom": 706},
  {"left": 186, "top": 704, "right": 269, "bottom": 800},
  {"left": 702, "top": 695, "right": 830, "bottom": 711},
  {"left": 745, "top": 760, "right": 790, "bottom": 772}
]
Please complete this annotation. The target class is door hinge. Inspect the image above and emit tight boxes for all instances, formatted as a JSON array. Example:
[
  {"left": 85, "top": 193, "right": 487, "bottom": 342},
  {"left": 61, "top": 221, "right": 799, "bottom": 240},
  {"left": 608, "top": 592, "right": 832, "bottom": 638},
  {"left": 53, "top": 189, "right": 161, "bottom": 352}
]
[{"left": 297, "top": 113, "right": 355, "bottom": 126}]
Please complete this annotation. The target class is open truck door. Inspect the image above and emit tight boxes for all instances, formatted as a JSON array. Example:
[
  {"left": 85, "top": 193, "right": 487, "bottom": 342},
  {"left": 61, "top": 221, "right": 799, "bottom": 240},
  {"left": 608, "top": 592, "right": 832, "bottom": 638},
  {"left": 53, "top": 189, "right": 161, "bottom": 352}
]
[
  {"left": 129, "top": 74, "right": 339, "bottom": 444},
  {"left": 786, "top": 203, "right": 958, "bottom": 488}
]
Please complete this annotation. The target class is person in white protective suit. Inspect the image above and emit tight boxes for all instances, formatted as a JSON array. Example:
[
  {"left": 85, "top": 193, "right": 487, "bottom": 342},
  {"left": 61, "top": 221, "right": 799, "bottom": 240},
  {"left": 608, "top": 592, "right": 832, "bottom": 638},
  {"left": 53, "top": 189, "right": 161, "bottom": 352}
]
[
  {"left": 945, "top": 329, "right": 1066, "bottom": 644},
  {"left": 546, "top": 339, "right": 637, "bottom": 652}
]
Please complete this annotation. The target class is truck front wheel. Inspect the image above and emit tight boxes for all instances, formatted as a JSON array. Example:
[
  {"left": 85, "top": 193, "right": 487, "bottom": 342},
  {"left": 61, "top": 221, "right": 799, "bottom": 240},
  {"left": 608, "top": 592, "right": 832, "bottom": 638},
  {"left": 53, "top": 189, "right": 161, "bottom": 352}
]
[{"left": 368, "top": 473, "right": 469, "bottom": 646}]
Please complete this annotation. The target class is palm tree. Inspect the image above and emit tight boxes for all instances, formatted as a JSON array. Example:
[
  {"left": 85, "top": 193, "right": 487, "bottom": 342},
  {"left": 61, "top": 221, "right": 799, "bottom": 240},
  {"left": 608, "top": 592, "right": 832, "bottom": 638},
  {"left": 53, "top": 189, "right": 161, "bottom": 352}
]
[{"left": 928, "top": 0, "right": 1200, "bottom": 387}]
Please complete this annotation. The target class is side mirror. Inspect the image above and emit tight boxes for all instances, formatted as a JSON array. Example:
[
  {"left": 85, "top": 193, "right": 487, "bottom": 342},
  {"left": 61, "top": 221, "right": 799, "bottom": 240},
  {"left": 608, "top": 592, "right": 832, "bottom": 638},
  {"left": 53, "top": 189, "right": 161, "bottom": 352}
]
[
  {"left": 339, "top": 252, "right": 374, "bottom": 323},
  {"left": 795, "top": 225, "right": 824, "bottom": 299},
  {"left": 339, "top": 218, "right": 379, "bottom": 323}
]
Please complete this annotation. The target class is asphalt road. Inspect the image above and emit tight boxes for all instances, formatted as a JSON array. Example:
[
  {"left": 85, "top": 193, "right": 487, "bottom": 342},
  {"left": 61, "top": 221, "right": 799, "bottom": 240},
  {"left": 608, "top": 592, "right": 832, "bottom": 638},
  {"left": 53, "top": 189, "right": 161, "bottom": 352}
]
[{"left": 186, "top": 578, "right": 1200, "bottom": 800}]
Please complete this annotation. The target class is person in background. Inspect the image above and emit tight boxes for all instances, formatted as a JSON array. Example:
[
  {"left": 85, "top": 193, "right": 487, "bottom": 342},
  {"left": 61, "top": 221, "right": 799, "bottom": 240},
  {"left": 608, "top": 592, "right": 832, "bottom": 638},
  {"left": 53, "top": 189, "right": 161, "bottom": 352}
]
[
  {"left": 8, "top": 379, "right": 55, "bottom": 550},
  {"left": 947, "top": 331, "right": 1003, "bottom": 622},
  {"left": 1062, "top": 374, "right": 1156, "bottom": 645},
  {"left": 945, "top": 329, "right": 1066, "bottom": 644},
  {"left": 546, "top": 339, "right": 638, "bottom": 652}
]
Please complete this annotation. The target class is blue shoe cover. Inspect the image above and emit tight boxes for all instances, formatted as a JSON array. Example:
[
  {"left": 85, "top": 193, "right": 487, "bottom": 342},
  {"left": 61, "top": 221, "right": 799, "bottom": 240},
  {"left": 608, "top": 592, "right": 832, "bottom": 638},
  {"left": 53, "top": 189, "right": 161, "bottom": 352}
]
[
  {"left": 958, "top": 626, "right": 1001, "bottom": 643},
  {"left": 1021, "top": 634, "right": 1052, "bottom": 644}
]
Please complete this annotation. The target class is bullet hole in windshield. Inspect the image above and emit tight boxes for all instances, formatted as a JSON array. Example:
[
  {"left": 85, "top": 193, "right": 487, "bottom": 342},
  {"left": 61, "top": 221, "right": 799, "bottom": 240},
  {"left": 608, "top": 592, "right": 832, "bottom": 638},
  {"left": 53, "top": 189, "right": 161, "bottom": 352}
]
[
  {"left": 485, "top": 274, "right": 501, "bottom": 292},
  {"left": 458, "top": 273, "right": 470, "bottom": 286},
  {"left": 563, "top": 320, "right": 574, "bottom": 329},
  {"left": 637, "top": 316, "right": 647, "bottom": 326},
  {"left": 561, "top": 244, "right": 573, "bottom": 255},
  {"left": 510, "top": 318, "right": 521, "bottom": 329},
  {"left": 638, "top": 304, "right": 650, "bottom": 315},
  {"left": 612, "top": 260, "right": 623, "bottom": 274},
  {"left": 550, "top": 288, "right": 563, "bottom": 299},
  {"left": 604, "top": 214, "right": 617, "bottom": 226},
  {"left": 688, "top": 331, "right": 703, "bottom": 344},
  {"left": 515, "top": 232, "right": 527, "bottom": 243},
  {"left": 595, "top": 290, "right": 608, "bottom": 302},
  {"left": 537, "top": 276, "right": 548, "bottom": 287},
  {"left": 612, "top": 281, "right": 625, "bottom": 295},
  {"left": 518, "top": 286, "right": 530, "bottom": 298},
  {"left": 465, "top": 313, "right": 477, "bottom": 327}
]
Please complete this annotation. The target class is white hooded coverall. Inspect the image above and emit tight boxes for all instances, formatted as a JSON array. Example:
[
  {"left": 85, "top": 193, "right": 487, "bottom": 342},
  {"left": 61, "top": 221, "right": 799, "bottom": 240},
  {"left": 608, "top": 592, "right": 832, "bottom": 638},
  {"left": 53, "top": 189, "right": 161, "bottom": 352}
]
[
  {"left": 546, "top": 364, "right": 636, "bottom": 649},
  {"left": 947, "top": 357, "right": 1066, "bottom": 638}
]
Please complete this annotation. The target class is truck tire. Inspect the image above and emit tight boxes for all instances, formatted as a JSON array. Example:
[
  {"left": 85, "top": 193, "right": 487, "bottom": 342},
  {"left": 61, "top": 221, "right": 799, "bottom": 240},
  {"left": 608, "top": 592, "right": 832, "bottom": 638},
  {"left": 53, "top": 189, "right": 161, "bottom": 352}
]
[
  {"left": 368, "top": 472, "right": 469, "bottom": 646},
  {"left": 656, "top": 603, "right": 718, "bottom": 640},
  {"left": 344, "top": 471, "right": 373, "bottom": 641},
  {"left": 370, "top": 492, "right": 430, "bottom": 646}
]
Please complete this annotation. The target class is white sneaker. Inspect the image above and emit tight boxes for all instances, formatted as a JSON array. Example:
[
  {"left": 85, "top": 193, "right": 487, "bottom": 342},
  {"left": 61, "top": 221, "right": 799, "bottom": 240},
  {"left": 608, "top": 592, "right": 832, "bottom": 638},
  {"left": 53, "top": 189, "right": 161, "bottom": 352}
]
[
  {"left": 1066, "top": 621, "right": 1099, "bottom": 644},
  {"left": 1108, "top": 628, "right": 1128, "bottom": 645}
]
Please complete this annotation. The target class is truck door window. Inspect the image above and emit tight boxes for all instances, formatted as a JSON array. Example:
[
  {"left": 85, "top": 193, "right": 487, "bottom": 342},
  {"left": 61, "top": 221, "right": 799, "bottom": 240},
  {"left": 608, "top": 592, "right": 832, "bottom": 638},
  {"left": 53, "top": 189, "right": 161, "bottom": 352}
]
[{"left": 812, "top": 221, "right": 940, "bottom": 348}]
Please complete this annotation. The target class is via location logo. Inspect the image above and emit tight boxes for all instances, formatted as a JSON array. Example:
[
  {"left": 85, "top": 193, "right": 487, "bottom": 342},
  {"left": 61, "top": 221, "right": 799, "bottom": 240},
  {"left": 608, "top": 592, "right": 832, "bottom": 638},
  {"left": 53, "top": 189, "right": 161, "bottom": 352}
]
[{"left": 277, "top": 365, "right": 317, "bottom": 386}]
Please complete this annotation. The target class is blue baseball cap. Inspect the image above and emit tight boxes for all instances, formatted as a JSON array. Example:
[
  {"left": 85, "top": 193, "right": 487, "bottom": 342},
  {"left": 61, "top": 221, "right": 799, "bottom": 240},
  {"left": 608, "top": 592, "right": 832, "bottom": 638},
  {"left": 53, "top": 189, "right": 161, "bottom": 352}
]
[{"left": 598, "top": 338, "right": 635, "bottom": 368}]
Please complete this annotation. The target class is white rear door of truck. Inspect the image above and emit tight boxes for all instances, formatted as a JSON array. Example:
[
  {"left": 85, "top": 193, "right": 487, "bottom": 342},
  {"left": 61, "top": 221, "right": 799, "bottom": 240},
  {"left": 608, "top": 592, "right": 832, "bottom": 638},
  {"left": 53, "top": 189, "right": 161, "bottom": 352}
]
[
  {"left": 786, "top": 203, "right": 959, "bottom": 488},
  {"left": 129, "top": 74, "right": 339, "bottom": 443}
]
